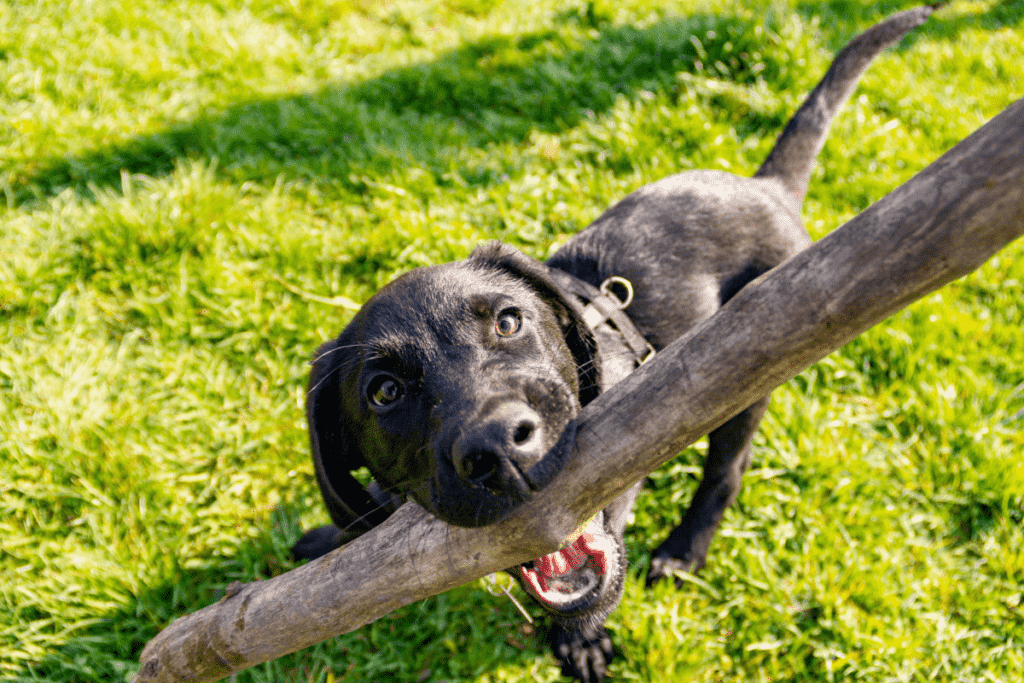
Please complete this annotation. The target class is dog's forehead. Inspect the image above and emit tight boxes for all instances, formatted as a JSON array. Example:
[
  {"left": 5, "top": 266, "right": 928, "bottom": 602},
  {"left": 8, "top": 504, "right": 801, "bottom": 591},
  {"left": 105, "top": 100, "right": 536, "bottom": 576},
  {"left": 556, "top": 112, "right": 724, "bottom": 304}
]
[{"left": 356, "top": 261, "right": 539, "bottom": 348}]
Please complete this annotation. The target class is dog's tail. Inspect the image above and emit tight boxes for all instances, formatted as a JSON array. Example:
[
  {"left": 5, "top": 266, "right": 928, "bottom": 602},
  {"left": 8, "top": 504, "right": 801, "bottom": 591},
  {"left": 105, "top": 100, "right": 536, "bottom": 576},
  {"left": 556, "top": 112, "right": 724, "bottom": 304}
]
[{"left": 754, "top": 5, "right": 936, "bottom": 209}]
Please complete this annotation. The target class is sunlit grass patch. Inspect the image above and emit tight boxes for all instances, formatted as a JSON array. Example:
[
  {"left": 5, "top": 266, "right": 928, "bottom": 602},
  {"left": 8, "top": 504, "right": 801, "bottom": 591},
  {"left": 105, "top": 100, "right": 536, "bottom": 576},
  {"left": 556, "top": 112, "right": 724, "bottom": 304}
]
[{"left": 2, "top": 0, "right": 1022, "bottom": 681}]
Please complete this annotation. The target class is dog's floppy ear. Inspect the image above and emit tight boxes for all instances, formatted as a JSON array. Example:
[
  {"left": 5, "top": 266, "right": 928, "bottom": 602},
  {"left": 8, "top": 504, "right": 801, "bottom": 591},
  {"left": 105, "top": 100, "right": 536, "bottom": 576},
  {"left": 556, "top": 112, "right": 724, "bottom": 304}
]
[
  {"left": 468, "top": 241, "right": 601, "bottom": 405},
  {"left": 306, "top": 338, "right": 395, "bottom": 535}
]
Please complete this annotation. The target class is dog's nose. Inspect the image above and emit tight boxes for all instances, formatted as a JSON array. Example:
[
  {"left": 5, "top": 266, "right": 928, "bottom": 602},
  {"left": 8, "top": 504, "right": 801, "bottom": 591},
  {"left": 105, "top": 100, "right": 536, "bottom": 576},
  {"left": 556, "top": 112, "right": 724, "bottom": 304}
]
[{"left": 453, "top": 403, "right": 545, "bottom": 492}]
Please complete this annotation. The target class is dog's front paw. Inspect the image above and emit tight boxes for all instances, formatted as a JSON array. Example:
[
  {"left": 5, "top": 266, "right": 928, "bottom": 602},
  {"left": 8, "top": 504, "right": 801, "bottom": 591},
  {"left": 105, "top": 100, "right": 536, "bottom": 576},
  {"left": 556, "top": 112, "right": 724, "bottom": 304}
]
[
  {"left": 645, "top": 555, "right": 699, "bottom": 589},
  {"left": 550, "top": 622, "right": 616, "bottom": 682}
]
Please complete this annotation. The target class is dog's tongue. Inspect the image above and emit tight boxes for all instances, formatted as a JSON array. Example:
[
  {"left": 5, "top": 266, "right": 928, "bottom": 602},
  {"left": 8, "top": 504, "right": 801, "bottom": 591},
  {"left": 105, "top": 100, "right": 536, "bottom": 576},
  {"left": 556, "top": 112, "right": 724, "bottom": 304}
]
[
  {"left": 535, "top": 528, "right": 608, "bottom": 577},
  {"left": 521, "top": 516, "right": 608, "bottom": 596}
]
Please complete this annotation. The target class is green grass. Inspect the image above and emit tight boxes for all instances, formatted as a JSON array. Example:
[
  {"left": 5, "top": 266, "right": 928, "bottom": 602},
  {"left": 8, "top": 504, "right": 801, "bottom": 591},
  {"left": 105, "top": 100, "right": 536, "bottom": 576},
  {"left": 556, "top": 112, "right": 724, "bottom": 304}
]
[{"left": 1, "top": 0, "right": 1022, "bottom": 681}]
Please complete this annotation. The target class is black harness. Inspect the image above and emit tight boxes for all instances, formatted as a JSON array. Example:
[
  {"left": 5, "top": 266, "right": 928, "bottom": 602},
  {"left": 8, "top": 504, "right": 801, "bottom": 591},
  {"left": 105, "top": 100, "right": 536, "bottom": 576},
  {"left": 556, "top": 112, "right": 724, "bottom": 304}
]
[{"left": 547, "top": 270, "right": 655, "bottom": 369}]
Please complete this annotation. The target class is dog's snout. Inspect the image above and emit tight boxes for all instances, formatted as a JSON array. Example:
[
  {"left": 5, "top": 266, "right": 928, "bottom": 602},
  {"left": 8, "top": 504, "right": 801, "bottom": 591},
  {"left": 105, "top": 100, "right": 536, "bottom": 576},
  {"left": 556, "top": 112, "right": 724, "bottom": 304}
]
[
  {"left": 459, "top": 449, "right": 502, "bottom": 487},
  {"left": 453, "top": 403, "right": 545, "bottom": 492}
]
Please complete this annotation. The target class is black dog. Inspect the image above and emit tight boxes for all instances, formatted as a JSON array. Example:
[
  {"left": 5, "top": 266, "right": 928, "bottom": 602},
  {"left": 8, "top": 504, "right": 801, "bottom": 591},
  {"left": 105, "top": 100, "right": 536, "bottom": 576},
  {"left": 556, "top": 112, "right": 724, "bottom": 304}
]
[{"left": 293, "top": 8, "right": 934, "bottom": 681}]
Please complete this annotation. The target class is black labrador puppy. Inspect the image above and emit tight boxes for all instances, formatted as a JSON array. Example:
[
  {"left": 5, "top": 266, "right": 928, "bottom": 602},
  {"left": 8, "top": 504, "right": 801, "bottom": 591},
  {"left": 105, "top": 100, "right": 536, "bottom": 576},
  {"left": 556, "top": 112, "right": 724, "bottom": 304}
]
[{"left": 293, "top": 8, "right": 934, "bottom": 681}]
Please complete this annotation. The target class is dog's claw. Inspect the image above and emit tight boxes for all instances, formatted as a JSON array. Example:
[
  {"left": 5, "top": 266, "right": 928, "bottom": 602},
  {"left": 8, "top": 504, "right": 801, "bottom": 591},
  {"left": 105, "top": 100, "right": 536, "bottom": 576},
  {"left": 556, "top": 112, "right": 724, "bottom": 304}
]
[
  {"left": 645, "top": 555, "right": 699, "bottom": 589},
  {"left": 551, "top": 623, "right": 616, "bottom": 683}
]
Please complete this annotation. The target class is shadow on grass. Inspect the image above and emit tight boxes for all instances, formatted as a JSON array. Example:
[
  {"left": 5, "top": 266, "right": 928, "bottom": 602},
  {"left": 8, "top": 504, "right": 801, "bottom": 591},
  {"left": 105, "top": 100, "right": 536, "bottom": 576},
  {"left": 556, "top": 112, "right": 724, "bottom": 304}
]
[
  {"left": 14, "top": 1, "right": 1017, "bottom": 210},
  {"left": 794, "top": 0, "right": 1024, "bottom": 49},
  {"left": 19, "top": 505, "right": 551, "bottom": 683},
  {"left": 11, "top": 12, "right": 794, "bottom": 209}
]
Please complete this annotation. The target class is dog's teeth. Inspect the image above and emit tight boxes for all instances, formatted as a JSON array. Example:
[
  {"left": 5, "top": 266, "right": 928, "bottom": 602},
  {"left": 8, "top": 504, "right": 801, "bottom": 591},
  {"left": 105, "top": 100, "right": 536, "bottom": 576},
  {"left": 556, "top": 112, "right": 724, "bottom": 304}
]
[
  {"left": 574, "top": 532, "right": 609, "bottom": 575},
  {"left": 520, "top": 566, "right": 549, "bottom": 595},
  {"left": 536, "top": 544, "right": 587, "bottom": 577}
]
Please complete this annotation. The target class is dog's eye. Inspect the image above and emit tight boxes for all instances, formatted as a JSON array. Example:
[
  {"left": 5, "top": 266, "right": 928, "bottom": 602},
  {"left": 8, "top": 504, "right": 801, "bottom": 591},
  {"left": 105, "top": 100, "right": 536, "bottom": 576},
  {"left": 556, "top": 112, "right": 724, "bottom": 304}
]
[
  {"left": 495, "top": 310, "right": 521, "bottom": 337},
  {"left": 368, "top": 376, "right": 403, "bottom": 408}
]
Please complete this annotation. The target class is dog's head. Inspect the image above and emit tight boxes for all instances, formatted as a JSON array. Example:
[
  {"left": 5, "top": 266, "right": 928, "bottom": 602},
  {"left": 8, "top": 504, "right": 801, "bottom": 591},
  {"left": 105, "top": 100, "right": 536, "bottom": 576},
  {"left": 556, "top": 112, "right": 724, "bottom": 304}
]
[{"left": 306, "top": 242, "right": 601, "bottom": 531}]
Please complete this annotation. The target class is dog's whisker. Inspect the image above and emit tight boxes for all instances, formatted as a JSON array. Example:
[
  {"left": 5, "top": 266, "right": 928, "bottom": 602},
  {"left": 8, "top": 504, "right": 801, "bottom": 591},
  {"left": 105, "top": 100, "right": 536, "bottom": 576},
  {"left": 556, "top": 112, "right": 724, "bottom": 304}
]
[
  {"left": 332, "top": 476, "right": 435, "bottom": 537},
  {"left": 336, "top": 503, "right": 391, "bottom": 534},
  {"left": 305, "top": 365, "right": 341, "bottom": 398},
  {"left": 310, "top": 342, "right": 372, "bottom": 363}
]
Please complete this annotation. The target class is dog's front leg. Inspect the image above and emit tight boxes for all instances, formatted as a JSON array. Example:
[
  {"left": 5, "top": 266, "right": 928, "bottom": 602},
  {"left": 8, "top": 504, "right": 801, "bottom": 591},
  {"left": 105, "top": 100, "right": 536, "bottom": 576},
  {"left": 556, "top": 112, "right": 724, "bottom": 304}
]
[{"left": 646, "top": 397, "right": 770, "bottom": 585}]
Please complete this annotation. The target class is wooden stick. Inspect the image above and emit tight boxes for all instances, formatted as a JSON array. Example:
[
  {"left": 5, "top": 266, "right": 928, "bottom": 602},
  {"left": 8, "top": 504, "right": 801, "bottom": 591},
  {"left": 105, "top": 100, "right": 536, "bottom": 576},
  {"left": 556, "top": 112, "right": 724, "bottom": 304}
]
[{"left": 134, "top": 98, "right": 1024, "bottom": 683}]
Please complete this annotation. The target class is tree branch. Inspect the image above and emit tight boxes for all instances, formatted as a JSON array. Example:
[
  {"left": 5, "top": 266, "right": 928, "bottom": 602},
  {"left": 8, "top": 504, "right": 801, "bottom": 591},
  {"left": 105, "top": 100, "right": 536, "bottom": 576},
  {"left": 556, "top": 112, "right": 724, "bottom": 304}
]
[{"left": 133, "top": 97, "right": 1024, "bottom": 683}]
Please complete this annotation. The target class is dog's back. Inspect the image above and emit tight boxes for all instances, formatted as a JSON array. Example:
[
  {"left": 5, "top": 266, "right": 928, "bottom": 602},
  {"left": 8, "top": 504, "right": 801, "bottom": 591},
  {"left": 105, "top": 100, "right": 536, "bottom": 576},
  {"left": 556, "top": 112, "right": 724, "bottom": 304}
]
[
  {"left": 548, "top": 6, "right": 936, "bottom": 345},
  {"left": 540, "top": 9, "right": 935, "bottom": 678}
]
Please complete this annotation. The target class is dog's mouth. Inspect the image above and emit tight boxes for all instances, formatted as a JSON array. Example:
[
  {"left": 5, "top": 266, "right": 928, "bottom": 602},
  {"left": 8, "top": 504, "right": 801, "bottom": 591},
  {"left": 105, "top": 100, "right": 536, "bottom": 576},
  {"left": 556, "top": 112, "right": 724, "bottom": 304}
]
[{"left": 517, "top": 511, "right": 618, "bottom": 612}]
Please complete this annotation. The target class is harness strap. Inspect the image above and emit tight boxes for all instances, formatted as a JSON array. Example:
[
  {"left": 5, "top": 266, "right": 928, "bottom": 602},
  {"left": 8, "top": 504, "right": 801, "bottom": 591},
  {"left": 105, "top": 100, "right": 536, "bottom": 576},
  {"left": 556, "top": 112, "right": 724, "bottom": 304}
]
[{"left": 547, "top": 270, "right": 655, "bottom": 367}]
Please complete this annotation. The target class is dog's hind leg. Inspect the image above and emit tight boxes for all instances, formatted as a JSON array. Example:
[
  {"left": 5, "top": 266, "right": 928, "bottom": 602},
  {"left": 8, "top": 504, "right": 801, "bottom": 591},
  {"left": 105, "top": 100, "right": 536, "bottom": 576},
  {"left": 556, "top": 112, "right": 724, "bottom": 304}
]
[
  {"left": 643, "top": 8, "right": 936, "bottom": 589},
  {"left": 646, "top": 396, "right": 769, "bottom": 586}
]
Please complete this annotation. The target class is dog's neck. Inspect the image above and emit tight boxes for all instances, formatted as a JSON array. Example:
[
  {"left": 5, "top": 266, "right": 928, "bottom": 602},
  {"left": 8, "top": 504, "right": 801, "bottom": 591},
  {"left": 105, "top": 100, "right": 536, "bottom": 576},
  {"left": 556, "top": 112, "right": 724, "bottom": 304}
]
[{"left": 546, "top": 269, "right": 655, "bottom": 392}]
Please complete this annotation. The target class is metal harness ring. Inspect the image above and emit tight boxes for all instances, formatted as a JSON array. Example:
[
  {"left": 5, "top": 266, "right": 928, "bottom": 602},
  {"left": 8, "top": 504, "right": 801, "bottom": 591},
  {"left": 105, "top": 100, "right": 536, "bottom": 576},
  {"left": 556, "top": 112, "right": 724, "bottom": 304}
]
[{"left": 600, "top": 276, "right": 634, "bottom": 309}]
